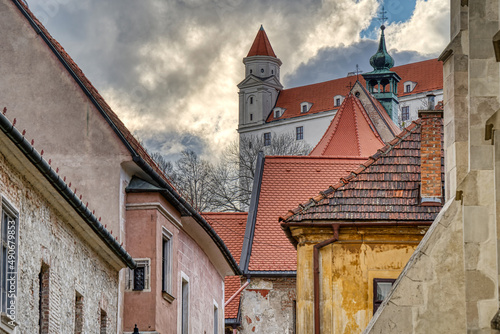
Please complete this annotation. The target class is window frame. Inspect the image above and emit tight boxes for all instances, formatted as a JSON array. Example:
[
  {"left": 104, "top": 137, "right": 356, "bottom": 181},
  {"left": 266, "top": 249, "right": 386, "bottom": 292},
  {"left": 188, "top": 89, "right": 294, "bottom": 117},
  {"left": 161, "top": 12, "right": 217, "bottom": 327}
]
[
  {"left": 126, "top": 258, "right": 151, "bottom": 292},
  {"left": 373, "top": 278, "right": 396, "bottom": 314},
  {"left": 296, "top": 126, "right": 304, "bottom": 140},
  {"left": 162, "top": 228, "right": 173, "bottom": 302},
  {"left": 263, "top": 132, "right": 271, "bottom": 146},
  {"left": 180, "top": 272, "right": 189, "bottom": 334},
  {"left": 401, "top": 106, "right": 410, "bottom": 122}
]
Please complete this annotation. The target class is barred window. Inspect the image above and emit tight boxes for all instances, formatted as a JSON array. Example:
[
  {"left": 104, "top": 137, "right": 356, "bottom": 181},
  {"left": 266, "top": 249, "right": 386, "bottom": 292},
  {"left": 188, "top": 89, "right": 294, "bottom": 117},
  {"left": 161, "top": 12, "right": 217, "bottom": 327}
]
[{"left": 126, "top": 259, "right": 150, "bottom": 291}]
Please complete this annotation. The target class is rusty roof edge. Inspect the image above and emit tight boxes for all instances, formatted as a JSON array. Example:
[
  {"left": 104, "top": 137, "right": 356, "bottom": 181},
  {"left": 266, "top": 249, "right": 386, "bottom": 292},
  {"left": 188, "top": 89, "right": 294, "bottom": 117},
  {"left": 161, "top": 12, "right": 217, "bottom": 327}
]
[{"left": 240, "top": 152, "right": 265, "bottom": 274}]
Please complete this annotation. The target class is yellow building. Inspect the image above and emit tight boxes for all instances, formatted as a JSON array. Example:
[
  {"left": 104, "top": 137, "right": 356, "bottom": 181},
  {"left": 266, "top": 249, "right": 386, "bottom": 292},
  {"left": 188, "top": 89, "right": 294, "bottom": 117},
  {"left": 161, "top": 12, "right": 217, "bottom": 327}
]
[{"left": 281, "top": 110, "right": 444, "bottom": 333}]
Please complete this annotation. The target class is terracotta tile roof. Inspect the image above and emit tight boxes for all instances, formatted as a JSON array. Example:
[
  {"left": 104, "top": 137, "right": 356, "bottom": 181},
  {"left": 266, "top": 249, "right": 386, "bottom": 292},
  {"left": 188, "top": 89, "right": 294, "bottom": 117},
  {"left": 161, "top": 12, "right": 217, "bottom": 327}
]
[
  {"left": 247, "top": 26, "right": 277, "bottom": 58},
  {"left": 281, "top": 119, "right": 444, "bottom": 223},
  {"left": 268, "top": 59, "right": 442, "bottom": 122},
  {"left": 224, "top": 276, "right": 242, "bottom": 319},
  {"left": 13, "top": 0, "right": 175, "bottom": 190},
  {"left": 248, "top": 156, "right": 367, "bottom": 271},
  {"left": 203, "top": 212, "right": 247, "bottom": 320},
  {"left": 309, "top": 94, "right": 385, "bottom": 157},
  {"left": 203, "top": 212, "right": 247, "bottom": 263}
]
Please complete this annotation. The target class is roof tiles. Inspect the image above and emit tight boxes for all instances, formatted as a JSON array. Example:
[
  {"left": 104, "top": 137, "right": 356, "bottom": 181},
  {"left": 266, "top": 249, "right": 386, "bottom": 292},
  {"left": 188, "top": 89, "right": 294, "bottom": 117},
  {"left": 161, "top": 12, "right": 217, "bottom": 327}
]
[
  {"left": 247, "top": 26, "right": 277, "bottom": 58},
  {"left": 248, "top": 156, "right": 367, "bottom": 271}
]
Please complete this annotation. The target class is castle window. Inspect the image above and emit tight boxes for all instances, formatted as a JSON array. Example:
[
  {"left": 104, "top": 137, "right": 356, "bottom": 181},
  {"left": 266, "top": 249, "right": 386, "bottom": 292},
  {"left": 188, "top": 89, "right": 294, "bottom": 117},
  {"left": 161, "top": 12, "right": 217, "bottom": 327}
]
[
  {"left": 273, "top": 107, "right": 285, "bottom": 118},
  {"left": 336, "top": 98, "right": 341, "bottom": 106},
  {"left": 296, "top": 126, "right": 303, "bottom": 140},
  {"left": 126, "top": 259, "right": 150, "bottom": 291},
  {"left": 263, "top": 132, "right": 271, "bottom": 146},
  {"left": 162, "top": 228, "right": 173, "bottom": 298},
  {"left": 334, "top": 95, "right": 344, "bottom": 107},
  {"left": 301, "top": 102, "right": 312, "bottom": 113},
  {"left": 250, "top": 114, "right": 253, "bottom": 121},
  {"left": 401, "top": 106, "right": 410, "bottom": 121},
  {"left": 271, "top": 70, "right": 274, "bottom": 74},
  {"left": 261, "top": 68, "right": 264, "bottom": 73},
  {"left": 405, "top": 84, "right": 411, "bottom": 93},
  {"left": 250, "top": 69, "right": 253, "bottom": 74},
  {"left": 373, "top": 278, "right": 395, "bottom": 314},
  {"left": 181, "top": 274, "right": 190, "bottom": 334},
  {"left": 250, "top": 97, "right": 253, "bottom": 104}
]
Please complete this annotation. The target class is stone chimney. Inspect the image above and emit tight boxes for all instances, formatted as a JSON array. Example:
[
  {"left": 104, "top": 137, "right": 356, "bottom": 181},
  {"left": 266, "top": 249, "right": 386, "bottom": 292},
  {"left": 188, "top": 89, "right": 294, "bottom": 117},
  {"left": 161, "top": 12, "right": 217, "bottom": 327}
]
[{"left": 418, "top": 95, "right": 443, "bottom": 206}]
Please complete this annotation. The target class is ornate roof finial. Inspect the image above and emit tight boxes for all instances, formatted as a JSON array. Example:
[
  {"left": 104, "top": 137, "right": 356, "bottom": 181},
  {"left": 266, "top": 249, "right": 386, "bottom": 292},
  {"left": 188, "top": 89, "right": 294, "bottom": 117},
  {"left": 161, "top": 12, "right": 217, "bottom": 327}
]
[{"left": 369, "top": 6, "right": 394, "bottom": 72}]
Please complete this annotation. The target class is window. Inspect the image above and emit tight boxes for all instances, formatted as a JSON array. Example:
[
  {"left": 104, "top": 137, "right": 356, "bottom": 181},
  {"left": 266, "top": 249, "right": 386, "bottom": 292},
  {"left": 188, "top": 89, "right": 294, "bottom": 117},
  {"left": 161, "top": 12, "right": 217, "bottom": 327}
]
[
  {"left": 300, "top": 102, "right": 312, "bottom": 113},
  {"left": 296, "top": 126, "right": 303, "bottom": 140},
  {"left": 401, "top": 106, "right": 410, "bottom": 122},
  {"left": 260, "top": 68, "right": 264, "bottom": 73},
  {"left": 373, "top": 278, "right": 395, "bottom": 314},
  {"left": 405, "top": 84, "right": 411, "bottom": 93},
  {"left": 263, "top": 132, "right": 271, "bottom": 146},
  {"left": 250, "top": 97, "right": 253, "bottom": 104},
  {"left": 250, "top": 114, "right": 253, "bottom": 121},
  {"left": 250, "top": 69, "right": 253, "bottom": 74},
  {"left": 336, "top": 98, "right": 341, "bottom": 106},
  {"left": 181, "top": 276, "right": 189, "bottom": 334},
  {"left": 39, "top": 264, "right": 49, "bottom": 334},
  {"left": 74, "top": 292, "right": 83, "bottom": 334},
  {"left": 273, "top": 108, "right": 285, "bottom": 118},
  {"left": 213, "top": 301, "right": 219, "bottom": 334},
  {"left": 162, "top": 228, "right": 173, "bottom": 298},
  {"left": 302, "top": 105, "right": 307, "bottom": 113},
  {"left": 271, "top": 70, "right": 274, "bottom": 74},
  {"left": 1, "top": 200, "right": 18, "bottom": 325},
  {"left": 100, "top": 309, "right": 107, "bottom": 334},
  {"left": 126, "top": 259, "right": 150, "bottom": 291}
]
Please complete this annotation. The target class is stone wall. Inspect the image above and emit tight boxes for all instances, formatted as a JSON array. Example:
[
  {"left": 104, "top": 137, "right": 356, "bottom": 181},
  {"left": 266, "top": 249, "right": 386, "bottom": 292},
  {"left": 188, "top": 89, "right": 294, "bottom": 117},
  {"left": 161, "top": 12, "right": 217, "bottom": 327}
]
[
  {"left": 239, "top": 277, "right": 296, "bottom": 333},
  {"left": 0, "top": 146, "right": 120, "bottom": 332}
]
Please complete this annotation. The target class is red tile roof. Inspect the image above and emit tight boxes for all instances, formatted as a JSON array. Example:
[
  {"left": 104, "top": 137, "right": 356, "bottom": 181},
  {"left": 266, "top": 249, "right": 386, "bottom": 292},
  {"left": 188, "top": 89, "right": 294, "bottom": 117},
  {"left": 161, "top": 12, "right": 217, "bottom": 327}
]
[
  {"left": 203, "top": 212, "right": 247, "bottom": 320},
  {"left": 247, "top": 26, "right": 277, "bottom": 58},
  {"left": 268, "top": 59, "right": 442, "bottom": 122},
  {"left": 248, "top": 156, "right": 367, "bottom": 271},
  {"left": 14, "top": 0, "right": 175, "bottom": 190},
  {"left": 281, "top": 118, "right": 444, "bottom": 223},
  {"left": 309, "top": 94, "right": 385, "bottom": 157},
  {"left": 203, "top": 212, "right": 247, "bottom": 263}
]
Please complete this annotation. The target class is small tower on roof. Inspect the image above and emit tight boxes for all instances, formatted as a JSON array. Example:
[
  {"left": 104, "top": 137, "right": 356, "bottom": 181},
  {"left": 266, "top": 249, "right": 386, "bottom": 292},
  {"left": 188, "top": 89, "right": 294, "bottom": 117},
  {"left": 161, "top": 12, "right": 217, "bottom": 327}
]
[
  {"left": 362, "top": 20, "right": 401, "bottom": 125},
  {"left": 237, "top": 25, "right": 283, "bottom": 130}
]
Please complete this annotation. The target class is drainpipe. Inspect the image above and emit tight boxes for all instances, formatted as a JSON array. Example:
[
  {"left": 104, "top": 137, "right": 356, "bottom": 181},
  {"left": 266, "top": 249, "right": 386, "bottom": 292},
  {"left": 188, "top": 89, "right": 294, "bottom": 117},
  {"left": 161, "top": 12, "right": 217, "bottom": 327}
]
[
  {"left": 313, "top": 224, "right": 339, "bottom": 334},
  {"left": 225, "top": 279, "right": 250, "bottom": 307}
]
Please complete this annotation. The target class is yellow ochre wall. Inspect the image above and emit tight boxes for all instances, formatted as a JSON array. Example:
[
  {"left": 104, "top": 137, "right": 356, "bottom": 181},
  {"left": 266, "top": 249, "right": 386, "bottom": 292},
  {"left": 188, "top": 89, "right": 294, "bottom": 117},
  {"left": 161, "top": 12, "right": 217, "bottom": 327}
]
[{"left": 291, "top": 225, "right": 427, "bottom": 334}]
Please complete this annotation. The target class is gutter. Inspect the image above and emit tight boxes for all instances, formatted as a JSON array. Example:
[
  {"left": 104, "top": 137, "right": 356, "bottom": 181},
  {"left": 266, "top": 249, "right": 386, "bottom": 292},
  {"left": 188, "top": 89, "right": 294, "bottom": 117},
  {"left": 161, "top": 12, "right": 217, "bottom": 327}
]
[
  {"left": 0, "top": 112, "right": 136, "bottom": 269},
  {"left": 132, "top": 156, "right": 242, "bottom": 275}
]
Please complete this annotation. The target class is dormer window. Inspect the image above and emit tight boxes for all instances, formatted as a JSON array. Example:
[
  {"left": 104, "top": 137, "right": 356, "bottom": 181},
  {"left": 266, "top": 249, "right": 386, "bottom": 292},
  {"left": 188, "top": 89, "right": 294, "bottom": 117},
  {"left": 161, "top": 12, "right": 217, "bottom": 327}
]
[
  {"left": 300, "top": 102, "right": 312, "bottom": 113},
  {"left": 333, "top": 95, "right": 344, "bottom": 107},
  {"left": 403, "top": 81, "right": 416, "bottom": 93},
  {"left": 273, "top": 107, "right": 285, "bottom": 118}
]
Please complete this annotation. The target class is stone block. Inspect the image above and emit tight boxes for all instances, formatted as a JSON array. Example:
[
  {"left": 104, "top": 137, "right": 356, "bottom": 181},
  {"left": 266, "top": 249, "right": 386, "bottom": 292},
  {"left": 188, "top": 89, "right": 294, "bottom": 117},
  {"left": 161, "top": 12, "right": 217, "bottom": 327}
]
[
  {"left": 463, "top": 206, "right": 491, "bottom": 243},
  {"left": 465, "top": 271, "right": 495, "bottom": 301}
]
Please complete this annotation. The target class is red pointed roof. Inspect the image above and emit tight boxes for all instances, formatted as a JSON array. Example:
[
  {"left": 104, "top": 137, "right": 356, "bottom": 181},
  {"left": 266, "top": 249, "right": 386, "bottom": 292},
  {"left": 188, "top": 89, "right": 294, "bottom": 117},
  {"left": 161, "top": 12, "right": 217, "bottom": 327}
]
[
  {"left": 309, "top": 94, "right": 385, "bottom": 157},
  {"left": 267, "top": 59, "right": 442, "bottom": 122},
  {"left": 247, "top": 26, "right": 277, "bottom": 58}
]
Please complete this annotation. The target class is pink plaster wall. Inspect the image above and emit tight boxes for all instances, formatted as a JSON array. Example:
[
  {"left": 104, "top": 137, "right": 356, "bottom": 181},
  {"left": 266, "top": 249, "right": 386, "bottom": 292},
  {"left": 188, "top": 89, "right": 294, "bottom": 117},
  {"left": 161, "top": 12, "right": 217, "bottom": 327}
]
[{"left": 125, "top": 192, "right": 225, "bottom": 333}]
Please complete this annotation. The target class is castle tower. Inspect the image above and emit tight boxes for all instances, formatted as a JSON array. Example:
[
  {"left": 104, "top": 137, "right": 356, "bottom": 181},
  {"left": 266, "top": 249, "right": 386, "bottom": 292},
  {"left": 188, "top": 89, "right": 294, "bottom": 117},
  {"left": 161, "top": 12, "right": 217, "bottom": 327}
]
[
  {"left": 362, "top": 25, "right": 401, "bottom": 124},
  {"left": 237, "top": 26, "right": 283, "bottom": 130}
]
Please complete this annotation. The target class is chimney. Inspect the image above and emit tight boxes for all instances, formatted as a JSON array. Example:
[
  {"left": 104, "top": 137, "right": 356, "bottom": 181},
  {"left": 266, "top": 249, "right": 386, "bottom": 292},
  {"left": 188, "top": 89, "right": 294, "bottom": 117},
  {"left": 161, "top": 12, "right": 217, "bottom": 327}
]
[{"left": 418, "top": 96, "right": 443, "bottom": 206}]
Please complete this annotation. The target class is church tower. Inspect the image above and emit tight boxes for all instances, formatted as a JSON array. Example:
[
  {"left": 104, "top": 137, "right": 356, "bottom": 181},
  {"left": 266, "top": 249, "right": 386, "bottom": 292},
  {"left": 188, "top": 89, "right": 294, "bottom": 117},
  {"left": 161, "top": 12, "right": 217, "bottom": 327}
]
[
  {"left": 237, "top": 26, "right": 283, "bottom": 130},
  {"left": 362, "top": 24, "right": 401, "bottom": 124}
]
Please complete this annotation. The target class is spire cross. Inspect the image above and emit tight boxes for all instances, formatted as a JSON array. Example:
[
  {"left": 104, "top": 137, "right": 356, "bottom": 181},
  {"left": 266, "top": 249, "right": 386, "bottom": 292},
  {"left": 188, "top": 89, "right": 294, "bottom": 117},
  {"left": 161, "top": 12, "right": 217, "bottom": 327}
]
[
  {"left": 377, "top": 6, "right": 388, "bottom": 26},
  {"left": 346, "top": 81, "right": 354, "bottom": 90},
  {"left": 355, "top": 64, "right": 363, "bottom": 79}
]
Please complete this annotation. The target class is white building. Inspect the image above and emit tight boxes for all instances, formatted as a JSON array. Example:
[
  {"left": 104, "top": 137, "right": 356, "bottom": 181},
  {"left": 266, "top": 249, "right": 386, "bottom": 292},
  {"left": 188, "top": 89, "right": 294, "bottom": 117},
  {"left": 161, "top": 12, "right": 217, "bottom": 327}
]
[{"left": 237, "top": 26, "right": 443, "bottom": 149}]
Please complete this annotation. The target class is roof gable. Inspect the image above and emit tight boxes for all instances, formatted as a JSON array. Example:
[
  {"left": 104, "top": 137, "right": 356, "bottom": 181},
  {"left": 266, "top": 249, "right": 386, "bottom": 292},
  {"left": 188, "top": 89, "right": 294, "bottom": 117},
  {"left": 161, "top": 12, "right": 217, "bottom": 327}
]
[
  {"left": 309, "top": 94, "right": 385, "bottom": 157},
  {"left": 281, "top": 119, "right": 444, "bottom": 224}
]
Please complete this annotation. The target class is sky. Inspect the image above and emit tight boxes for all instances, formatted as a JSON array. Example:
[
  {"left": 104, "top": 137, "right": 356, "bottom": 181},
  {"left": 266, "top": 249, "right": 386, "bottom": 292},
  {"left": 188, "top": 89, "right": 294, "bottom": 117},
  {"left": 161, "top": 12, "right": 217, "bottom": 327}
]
[{"left": 25, "top": 0, "right": 450, "bottom": 162}]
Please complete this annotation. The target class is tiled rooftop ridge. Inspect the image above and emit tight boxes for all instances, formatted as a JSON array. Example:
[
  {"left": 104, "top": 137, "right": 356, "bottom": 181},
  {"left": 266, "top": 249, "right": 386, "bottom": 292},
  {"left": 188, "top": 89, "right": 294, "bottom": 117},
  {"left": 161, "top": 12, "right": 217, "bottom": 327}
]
[{"left": 280, "top": 119, "right": 423, "bottom": 222}]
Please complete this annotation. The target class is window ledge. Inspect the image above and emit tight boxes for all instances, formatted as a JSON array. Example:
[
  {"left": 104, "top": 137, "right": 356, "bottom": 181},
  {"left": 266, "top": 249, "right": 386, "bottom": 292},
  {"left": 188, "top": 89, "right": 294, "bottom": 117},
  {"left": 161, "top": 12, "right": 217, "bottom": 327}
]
[
  {"left": 162, "top": 291, "right": 175, "bottom": 303},
  {"left": 0, "top": 312, "right": 17, "bottom": 334}
]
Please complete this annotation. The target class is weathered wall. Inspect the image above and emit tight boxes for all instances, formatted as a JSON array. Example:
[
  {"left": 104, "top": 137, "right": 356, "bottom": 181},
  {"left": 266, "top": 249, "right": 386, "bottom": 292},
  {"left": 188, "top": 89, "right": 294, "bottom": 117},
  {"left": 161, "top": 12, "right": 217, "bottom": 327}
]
[
  {"left": 124, "top": 192, "right": 225, "bottom": 334},
  {"left": 239, "top": 277, "right": 296, "bottom": 333},
  {"left": 0, "top": 142, "right": 120, "bottom": 332},
  {"left": 363, "top": 200, "right": 467, "bottom": 334},
  {"left": 291, "top": 226, "right": 425, "bottom": 334}
]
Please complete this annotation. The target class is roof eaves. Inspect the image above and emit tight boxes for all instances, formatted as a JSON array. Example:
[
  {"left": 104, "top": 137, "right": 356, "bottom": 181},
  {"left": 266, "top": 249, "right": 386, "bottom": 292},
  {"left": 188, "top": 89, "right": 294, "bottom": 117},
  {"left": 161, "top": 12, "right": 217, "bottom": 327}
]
[
  {"left": 0, "top": 111, "right": 136, "bottom": 269},
  {"left": 240, "top": 152, "right": 265, "bottom": 274}
]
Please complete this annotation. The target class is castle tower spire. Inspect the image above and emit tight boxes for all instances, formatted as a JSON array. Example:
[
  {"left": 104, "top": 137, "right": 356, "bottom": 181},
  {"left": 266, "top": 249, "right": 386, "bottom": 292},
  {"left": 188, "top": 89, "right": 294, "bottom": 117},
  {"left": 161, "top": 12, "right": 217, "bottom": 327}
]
[
  {"left": 362, "top": 22, "right": 401, "bottom": 125},
  {"left": 237, "top": 26, "right": 283, "bottom": 130}
]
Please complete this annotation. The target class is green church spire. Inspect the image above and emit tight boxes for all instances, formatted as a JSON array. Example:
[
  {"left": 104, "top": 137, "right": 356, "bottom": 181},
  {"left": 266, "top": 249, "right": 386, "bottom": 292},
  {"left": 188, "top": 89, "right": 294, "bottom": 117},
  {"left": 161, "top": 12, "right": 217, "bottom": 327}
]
[{"left": 369, "top": 25, "right": 394, "bottom": 72}]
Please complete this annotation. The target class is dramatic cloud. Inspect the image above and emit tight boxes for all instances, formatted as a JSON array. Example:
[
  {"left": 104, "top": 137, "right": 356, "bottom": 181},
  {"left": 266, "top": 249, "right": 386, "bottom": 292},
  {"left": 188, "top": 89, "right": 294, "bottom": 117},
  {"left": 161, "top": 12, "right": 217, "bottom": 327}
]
[{"left": 26, "top": 0, "right": 449, "bottom": 162}]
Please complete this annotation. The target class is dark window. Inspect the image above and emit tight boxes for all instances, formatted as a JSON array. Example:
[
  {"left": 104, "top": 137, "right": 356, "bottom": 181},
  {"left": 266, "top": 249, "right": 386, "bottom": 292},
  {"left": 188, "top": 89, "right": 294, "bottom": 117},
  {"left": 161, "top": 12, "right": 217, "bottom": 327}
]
[
  {"left": 296, "top": 126, "right": 303, "bottom": 140},
  {"left": 302, "top": 105, "right": 307, "bottom": 113},
  {"left": 336, "top": 98, "right": 341, "bottom": 106},
  {"left": 264, "top": 132, "right": 271, "bottom": 146},
  {"left": 250, "top": 69, "right": 253, "bottom": 74},
  {"left": 74, "top": 293, "right": 83, "bottom": 334},
  {"left": 134, "top": 267, "right": 145, "bottom": 291},
  {"left": 272, "top": 70, "right": 274, "bottom": 74},
  {"left": 260, "top": 68, "right": 264, "bottom": 73},
  {"left": 162, "top": 236, "right": 172, "bottom": 294},
  {"left": 100, "top": 309, "right": 107, "bottom": 334},
  {"left": 250, "top": 114, "right": 253, "bottom": 121},
  {"left": 405, "top": 84, "right": 411, "bottom": 93},
  {"left": 250, "top": 97, "right": 253, "bottom": 104},
  {"left": 401, "top": 106, "right": 410, "bottom": 121},
  {"left": 373, "top": 278, "right": 396, "bottom": 314},
  {"left": 181, "top": 279, "right": 189, "bottom": 334}
]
